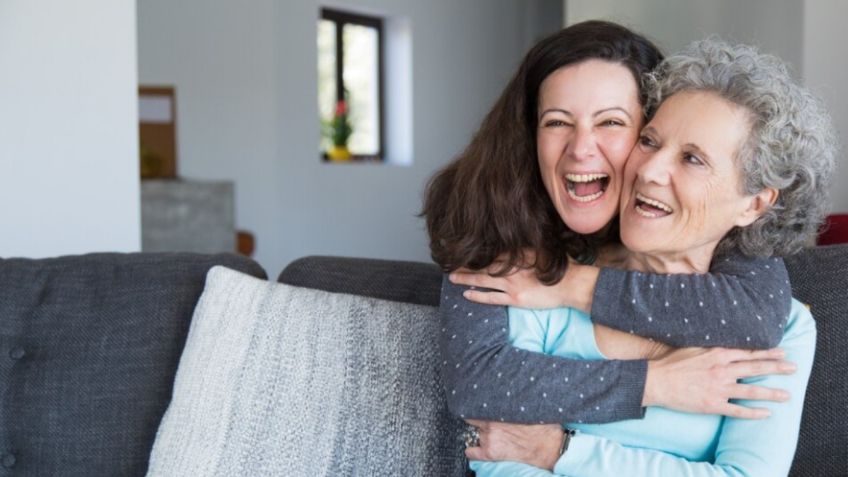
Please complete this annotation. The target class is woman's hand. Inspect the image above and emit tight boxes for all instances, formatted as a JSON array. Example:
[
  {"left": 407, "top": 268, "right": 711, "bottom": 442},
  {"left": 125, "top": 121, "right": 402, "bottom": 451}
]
[
  {"left": 448, "top": 252, "right": 599, "bottom": 312},
  {"left": 644, "top": 347, "right": 796, "bottom": 419},
  {"left": 464, "top": 419, "right": 564, "bottom": 471}
]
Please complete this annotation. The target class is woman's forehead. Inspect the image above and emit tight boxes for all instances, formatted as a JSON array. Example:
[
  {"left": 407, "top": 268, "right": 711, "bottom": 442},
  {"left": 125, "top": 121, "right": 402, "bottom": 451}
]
[
  {"left": 649, "top": 91, "right": 751, "bottom": 160},
  {"left": 539, "top": 60, "right": 640, "bottom": 109}
]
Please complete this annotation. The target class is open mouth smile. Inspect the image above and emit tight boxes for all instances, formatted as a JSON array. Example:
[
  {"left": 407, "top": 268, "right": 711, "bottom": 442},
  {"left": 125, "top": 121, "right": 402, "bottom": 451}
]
[
  {"left": 565, "top": 173, "right": 610, "bottom": 203},
  {"left": 635, "top": 192, "right": 674, "bottom": 217}
]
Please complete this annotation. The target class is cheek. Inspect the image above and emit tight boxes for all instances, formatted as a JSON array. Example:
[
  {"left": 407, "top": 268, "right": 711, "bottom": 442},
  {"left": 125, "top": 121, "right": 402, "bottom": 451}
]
[
  {"left": 681, "top": 181, "right": 724, "bottom": 236},
  {"left": 536, "top": 131, "right": 556, "bottom": 163},
  {"left": 536, "top": 132, "right": 563, "bottom": 183},
  {"left": 598, "top": 131, "right": 639, "bottom": 177},
  {"left": 621, "top": 146, "right": 645, "bottom": 189}
]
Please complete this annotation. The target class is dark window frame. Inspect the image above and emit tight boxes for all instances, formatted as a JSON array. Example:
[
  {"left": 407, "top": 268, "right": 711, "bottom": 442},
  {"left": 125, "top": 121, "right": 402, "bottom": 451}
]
[{"left": 320, "top": 7, "right": 385, "bottom": 162}]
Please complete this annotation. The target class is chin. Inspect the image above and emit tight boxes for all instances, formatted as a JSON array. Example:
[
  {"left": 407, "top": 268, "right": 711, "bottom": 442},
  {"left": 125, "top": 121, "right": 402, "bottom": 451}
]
[
  {"left": 620, "top": 235, "right": 648, "bottom": 252},
  {"left": 568, "top": 221, "right": 605, "bottom": 235},
  {"left": 564, "top": 209, "right": 615, "bottom": 235}
]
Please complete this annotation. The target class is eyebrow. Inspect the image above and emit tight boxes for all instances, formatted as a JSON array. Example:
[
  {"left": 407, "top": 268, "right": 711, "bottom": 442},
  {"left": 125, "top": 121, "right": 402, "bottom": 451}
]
[
  {"left": 595, "top": 107, "right": 633, "bottom": 121},
  {"left": 539, "top": 107, "right": 633, "bottom": 121},
  {"left": 641, "top": 126, "right": 713, "bottom": 162},
  {"left": 642, "top": 125, "right": 658, "bottom": 136},
  {"left": 539, "top": 108, "right": 572, "bottom": 120}
]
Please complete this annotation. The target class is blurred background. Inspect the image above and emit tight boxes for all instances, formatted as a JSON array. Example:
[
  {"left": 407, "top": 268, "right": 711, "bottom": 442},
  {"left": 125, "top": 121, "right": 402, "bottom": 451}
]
[{"left": 2, "top": 0, "right": 846, "bottom": 275}]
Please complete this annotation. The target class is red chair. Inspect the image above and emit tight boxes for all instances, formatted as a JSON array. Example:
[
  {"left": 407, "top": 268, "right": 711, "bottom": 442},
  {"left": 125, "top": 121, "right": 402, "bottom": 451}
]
[{"left": 817, "top": 214, "right": 848, "bottom": 245}]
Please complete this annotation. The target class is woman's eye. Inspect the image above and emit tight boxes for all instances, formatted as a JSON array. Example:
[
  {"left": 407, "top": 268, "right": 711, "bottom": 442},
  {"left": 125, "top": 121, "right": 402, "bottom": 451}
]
[
  {"left": 600, "top": 119, "right": 625, "bottom": 127},
  {"left": 638, "top": 135, "right": 657, "bottom": 148},
  {"left": 544, "top": 120, "right": 570, "bottom": 127},
  {"left": 683, "top": 153, "right": 704, "bottom": 166}
]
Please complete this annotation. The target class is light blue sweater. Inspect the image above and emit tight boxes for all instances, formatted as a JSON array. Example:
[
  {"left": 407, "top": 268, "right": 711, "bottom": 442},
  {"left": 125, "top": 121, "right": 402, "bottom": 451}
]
[{"left": 470, "top": 299, "right": 816, "bottom": 477}]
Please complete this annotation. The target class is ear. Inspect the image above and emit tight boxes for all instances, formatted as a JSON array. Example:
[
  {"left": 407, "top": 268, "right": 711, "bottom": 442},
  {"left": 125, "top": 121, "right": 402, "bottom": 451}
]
[{"left": 735, "top": 187, "right": 779, "bottom": 227}]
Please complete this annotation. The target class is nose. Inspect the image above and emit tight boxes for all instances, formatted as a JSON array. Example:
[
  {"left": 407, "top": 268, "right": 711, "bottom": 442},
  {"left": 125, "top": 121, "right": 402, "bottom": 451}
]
[
  {"left": 567, "top": 125, "right": 598, "bottom": 161},
  {"left": 636, "top": 148, "right": 672, "bottom": 186}
]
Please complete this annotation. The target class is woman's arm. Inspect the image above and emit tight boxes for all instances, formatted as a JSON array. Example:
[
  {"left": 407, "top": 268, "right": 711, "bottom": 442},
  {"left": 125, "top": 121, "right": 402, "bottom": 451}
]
[
  {"left": 591, "top": 252, "right": 791, "bottom": 348},
  {"left": 440, "top": 276, "right": 647, "bottom": 424},
  {"left": 441, "top": 277, "right": 792, "bottom": 424},
  {"left": 468, "top": 301, "right": 815, "bottom": 477},
  {"left": 455, "top": 250, "right": 790, "bottom": 348},
  {"left": 554, "top": 308, "right": 816, "bottom": 477},
  {"left": 553, "top": 302, "right": 816, "bottom": 477}
]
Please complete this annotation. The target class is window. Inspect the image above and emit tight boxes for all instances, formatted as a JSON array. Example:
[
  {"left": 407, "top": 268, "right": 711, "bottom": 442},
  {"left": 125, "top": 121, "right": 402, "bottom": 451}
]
[{"left": 318, "top": 8, "right": 384, "bottom": 161}]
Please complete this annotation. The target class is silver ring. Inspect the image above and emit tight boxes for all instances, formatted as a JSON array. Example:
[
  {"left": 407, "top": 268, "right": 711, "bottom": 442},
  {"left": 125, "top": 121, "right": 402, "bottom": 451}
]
[{"left": 463, "top": 426, "right": 481, "bottom": 448}]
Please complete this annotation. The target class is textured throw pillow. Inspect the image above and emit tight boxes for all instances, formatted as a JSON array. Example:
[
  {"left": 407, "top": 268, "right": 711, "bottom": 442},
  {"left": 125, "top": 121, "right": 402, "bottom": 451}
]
[{"left": 147, "top": 266, "right": 466, "bottom": 476}]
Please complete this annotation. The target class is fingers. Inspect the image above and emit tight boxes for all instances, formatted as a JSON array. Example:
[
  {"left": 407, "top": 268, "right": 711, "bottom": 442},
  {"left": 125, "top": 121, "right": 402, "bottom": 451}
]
[
  {"left": 465, "top": 447, "right": 487, "bottom": 461},
  {"left": 449, "top": 271, "right": 515, "bottom": 305},
  {"left": 720, "top": 347, "right": 786, "bottom": 362},
  {"left": 726, "top": 359, "right": 797, "bottom": 379},
  {"left": 464, "top": 422, "right": 491, "bottom": 461},
  {"left": 449, "top": 271, "right": 506, "bottom": 291},
  {"left": 716, "top": 402, "right": 772, "bottom": 420},
  {"left": 462, "top": 289, "right": 512, "bottom": 306},
  {"left": 729, "top": 383, "right": 791, "bottom": 403}
]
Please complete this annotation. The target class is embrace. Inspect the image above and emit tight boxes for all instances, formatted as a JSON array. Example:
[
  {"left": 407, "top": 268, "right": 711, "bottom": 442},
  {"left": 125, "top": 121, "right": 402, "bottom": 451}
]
[{"left": 422, "top": 21, "right": 836, "bottom": 476}]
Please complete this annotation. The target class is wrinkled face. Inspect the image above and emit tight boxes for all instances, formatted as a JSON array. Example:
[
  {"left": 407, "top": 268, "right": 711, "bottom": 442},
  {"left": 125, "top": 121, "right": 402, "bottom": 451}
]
[
  {"left": 619, "top": 90, "right": 764, "bottom": 259},
  {"left": 536, "top": 60, "right": 643, "bottom": 234}
]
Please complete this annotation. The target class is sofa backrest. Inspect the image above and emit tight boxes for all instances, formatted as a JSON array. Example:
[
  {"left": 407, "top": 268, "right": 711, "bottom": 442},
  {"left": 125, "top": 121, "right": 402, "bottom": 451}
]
[
  {"left": 279, "top": 255, "right": 443, "bottom": 306},
  {"left": 784, "top": 244, "right": 848, "bottom": 476},
  {"left": 280, "top": 245, "right": 848, "bottom": 477},
  {"left": 0, "top": 252, "right": 265, "bottom": 477}
]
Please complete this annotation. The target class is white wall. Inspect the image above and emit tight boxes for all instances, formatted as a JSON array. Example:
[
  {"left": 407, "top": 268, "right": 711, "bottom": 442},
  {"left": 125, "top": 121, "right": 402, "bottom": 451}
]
[
  {"left": 804, "top": 0, "right": 848, "bottom": 213},
  {"left": 138, "top": 0, "right": 536, "bottom": 275},
  {"left": 0, "top": 0, "right": 140, "bottom": 257},
  {"left": 566, "top": 0, "right": 803, "bottom": 74}
]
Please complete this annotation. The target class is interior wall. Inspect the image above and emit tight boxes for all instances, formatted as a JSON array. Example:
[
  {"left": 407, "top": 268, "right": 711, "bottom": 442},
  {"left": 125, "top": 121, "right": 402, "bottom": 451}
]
[
  {"left": 138, "top": 0, "right": 535, "bottom": 275},
  {"left": 566, "top": 0, "right": 803, "bottom": 73},
  {"left": 804, "top": 0, "right": 848, "bottom": 213},
  {"left": 0, "top": 0, "right": 140, "bottom": 257},
  {"left": 523, "top": 0, "right": 565, "bottom": 52}
]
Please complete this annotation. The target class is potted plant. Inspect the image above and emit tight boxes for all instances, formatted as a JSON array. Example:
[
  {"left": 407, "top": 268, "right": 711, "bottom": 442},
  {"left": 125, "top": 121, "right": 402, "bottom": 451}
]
[{"left": 323, "top": 99, "right": 353, "bottom": 161}]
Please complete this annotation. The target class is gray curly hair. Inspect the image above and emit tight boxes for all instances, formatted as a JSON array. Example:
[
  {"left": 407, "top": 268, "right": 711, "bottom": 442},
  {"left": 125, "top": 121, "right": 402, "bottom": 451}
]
[{"left": 644, "top": 38, "right": 838, "bottom": 257}]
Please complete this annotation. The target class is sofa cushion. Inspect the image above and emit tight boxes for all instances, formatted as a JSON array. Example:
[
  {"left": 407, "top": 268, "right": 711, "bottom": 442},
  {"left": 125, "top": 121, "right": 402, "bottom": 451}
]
[
  {"left": 278, "top": 255, "right": 443, "bottom": 306},
  {"left": 784, "top": 244, "right": 848, "bottom": 476},
  {"left": 0, "top": 252, "right": 265, "bottom": 477},
  {"left": 148, "top": 266, "right": 466, "bottom": 476}
]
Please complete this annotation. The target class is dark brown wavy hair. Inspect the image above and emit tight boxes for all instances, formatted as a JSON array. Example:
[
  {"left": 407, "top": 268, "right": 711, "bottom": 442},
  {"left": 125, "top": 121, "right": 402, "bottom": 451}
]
[{"left": 421, "top": 21, "right": 663, "bottom": 283}]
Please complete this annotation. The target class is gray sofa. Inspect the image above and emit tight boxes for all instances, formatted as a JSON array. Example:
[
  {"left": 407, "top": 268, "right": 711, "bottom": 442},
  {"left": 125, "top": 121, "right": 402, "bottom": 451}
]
[{"left": 0, "top": 246, "right": 845, "bottom": 476}]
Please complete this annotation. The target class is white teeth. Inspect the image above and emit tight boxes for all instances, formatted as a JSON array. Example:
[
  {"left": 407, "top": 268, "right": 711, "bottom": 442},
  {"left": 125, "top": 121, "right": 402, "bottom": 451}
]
[
  {"left": 635, "top": 205, "right": 659, "bottom": 218},
  {"left": 635, "top": 193, "right": 673, "bottom": 213},
  {"left": 567, "top": 187, "right": 604, "bottom": 202},
  {"left": 565, "top": 173, "right": 608, "bottom": 183}
]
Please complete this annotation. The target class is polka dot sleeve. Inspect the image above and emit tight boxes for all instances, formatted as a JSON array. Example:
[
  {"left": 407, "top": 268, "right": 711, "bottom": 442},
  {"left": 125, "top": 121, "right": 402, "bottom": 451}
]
[
  {"left": 439, "top": 276, "right": 647, "bottom": 424},
  {"left": 591, "top": 250, "right": 790, "bottom": 348}
]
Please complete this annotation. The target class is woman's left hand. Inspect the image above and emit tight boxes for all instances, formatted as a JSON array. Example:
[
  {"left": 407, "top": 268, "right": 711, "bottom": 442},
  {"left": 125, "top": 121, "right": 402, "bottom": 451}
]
[
  {"left": 464, "top": 419, "right": 564, "bottom": 471},
  {"left": 449, "top": 253, "right": 598, "bottom": 312},
  {"left": 450, "top": 265, "right": 565, "bottom": 308}
]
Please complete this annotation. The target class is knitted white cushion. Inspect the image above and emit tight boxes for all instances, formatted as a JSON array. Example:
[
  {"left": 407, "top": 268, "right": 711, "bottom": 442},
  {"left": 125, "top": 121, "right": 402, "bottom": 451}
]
[{"left": 146, "top": 266, "right": 465, "bottom": 476}]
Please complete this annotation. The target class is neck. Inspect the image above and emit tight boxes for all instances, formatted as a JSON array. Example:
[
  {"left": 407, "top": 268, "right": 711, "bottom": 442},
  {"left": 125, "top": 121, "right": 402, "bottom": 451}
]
[{"left": 622, "top": 245, "right": 716, "bottom": 275}]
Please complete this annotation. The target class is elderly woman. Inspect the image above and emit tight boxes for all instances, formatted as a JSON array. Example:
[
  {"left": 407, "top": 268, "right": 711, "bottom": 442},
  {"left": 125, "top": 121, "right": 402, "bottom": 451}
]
[
  {"left": 425, "top": 20, "right": 794, "bottom": 429},
  {"left": 465, "top": 38, "right": 835, "bottom": 476}
]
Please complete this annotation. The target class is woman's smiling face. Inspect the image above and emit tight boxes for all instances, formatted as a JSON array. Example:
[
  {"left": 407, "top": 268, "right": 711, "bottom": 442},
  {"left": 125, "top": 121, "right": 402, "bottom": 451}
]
[
  {"left": 536, "top": 59, "right": 643, "bottom": 234},
  {"left": 619, "top": 90, "right": 773, "bottom": 262}
]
